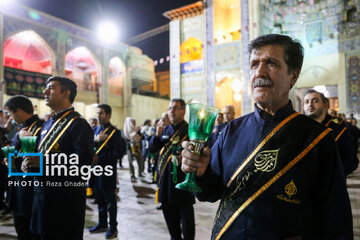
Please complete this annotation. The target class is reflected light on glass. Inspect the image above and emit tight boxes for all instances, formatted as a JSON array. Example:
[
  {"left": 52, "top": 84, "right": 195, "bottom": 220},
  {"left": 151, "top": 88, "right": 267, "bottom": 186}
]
[{"left": 97, "top": 21, "right": 119, "bottom": 43}]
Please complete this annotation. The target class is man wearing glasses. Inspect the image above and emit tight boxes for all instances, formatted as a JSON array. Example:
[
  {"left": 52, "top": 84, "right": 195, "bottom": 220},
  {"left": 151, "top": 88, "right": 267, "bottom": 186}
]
[{"left": 149, "top": 99, "right": 195, "bottom": 240}]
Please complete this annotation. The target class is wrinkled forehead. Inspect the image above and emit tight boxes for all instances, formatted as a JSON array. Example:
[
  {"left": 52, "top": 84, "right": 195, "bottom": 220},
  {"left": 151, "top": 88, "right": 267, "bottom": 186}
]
[{"left": 250, "top": 45, "right": 285, "bottom": 61}]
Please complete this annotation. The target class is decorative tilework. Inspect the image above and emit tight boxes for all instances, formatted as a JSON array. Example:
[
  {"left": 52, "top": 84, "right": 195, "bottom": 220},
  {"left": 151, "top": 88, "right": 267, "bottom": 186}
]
[
  {"left": 214, "top": 42, "right": 241, "bottom": 71},
  {"left": 3, "top": 15, "right": 57, "bottom": 51},
  {"left": 346, "top": 53, "right": 360, "bottom": 114}
]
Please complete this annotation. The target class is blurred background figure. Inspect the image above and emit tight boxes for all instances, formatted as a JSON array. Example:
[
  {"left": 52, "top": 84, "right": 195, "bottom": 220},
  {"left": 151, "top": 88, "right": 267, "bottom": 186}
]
[
  {"left": 346, "top": 117, "right": 360, "bottom": 154},
  {"left": 222, "top": 105, "right": 235, "bottom": 123},
  {"left": 141, "top": 119, "right": 153, "bottom": 175},
  {"left": 123, "top": 117, "right": 144, "bottom": 180},
  {"left": 214, "top": 112, "right": 224, "bottom": 126},
  {"left": 43, "top": 113, "right": 51, "bottom": 122},
  {"left": 89, "top": 118, "right": 99, "bottom": 132}
]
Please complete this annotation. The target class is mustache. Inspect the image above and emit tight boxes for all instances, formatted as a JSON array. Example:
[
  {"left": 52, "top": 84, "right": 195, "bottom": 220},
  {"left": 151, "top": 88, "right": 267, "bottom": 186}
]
[{"left": 253, "top": 78, "right": 274, "bottom": 88}]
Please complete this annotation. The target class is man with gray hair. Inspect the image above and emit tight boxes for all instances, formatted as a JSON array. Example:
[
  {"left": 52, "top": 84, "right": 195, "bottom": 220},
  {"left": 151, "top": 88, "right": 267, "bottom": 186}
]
[{"left": 181, "top": 34, "right": 352, "bottom": 239}]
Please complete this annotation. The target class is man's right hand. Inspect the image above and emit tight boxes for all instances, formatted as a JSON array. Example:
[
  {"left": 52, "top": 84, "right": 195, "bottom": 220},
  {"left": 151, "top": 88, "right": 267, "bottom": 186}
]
[
  {"left": 156, "top": 120, "right": 165, "bottom": 136},
  {"left": 181, "top": 141, "right": 211, "bottom": 177},
  {"left": 19, "top": 128, "right": 32, "bottom": 137},
  {"left": 21, "top": 156, "right": 39, "bottom": 173}
]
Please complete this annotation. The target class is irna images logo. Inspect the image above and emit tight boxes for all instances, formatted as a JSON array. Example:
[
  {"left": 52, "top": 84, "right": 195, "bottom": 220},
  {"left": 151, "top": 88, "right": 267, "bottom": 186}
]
[{"left": 8, "top": 152, "right": 113, "bottom": 180}]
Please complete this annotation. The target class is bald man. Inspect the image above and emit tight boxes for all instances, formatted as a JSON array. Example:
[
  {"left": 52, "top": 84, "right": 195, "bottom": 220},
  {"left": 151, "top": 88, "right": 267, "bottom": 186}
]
[
  {"left": 223, "top": 105, "right": 235, "bottom": 123},
  {"left": 208, "top": 105, "right": 236, "bottom": 148}
]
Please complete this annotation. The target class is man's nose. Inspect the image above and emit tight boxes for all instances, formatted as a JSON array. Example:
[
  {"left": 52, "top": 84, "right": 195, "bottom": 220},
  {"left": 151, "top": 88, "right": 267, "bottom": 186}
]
[
  {"left": 43, "top": 88, "right": 49, "bottom": 94},
  {"left": 254, "top": 62, "right": 267, "bottom": 78}
]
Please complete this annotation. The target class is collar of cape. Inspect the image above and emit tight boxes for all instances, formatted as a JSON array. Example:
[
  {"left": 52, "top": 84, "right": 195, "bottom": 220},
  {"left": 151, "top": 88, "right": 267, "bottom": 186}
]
[
  {"left": 38, "top": 109, "right": 80, "bottom": 156},
  {"left": 212, "top": 112, "right": 331, "bottom": 240}
]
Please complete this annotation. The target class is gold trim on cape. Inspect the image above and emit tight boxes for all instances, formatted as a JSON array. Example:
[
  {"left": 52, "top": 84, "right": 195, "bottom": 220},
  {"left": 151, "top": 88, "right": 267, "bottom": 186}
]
[
  {"left": 335, "top": 127, "right": 347, "bottom": 141},
  {"left": 44, "top": 116, "right": 79, "bottom": 156},
  {"left": 33, "top": 127, "right": 41, "bottom": 137},
  {"left": 325, "top": 118, "right": 332, "bottom": 127},
  {"left": 38, "top": 110, "right": 73, "bottom": 150},
  {"left": 95, "top": 128, "right": 117, "bottom": 155},
  {"left": 28, "top": 120, "right": 39, "bottom": 133},
  {"left": 159, "top": 134, "right": 188, "bottom": 178}
]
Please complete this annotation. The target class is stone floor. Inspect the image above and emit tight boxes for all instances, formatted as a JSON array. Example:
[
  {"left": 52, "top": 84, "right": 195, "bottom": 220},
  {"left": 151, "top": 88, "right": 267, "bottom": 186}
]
[{"left": 0, "top": 155, "right": 359, "bottom": 240}]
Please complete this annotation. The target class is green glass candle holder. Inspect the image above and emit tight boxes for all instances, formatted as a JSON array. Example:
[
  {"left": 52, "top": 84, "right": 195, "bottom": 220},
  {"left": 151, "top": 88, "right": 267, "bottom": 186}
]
[
  {"left": 1, "top": 146, "right": 15, "bottom": 158},
  {"left": 176, "top": 103, "right": 219, "bottom": 192},
  {"left": 20, "top": 136, "right": 38, "bottom": 153}
]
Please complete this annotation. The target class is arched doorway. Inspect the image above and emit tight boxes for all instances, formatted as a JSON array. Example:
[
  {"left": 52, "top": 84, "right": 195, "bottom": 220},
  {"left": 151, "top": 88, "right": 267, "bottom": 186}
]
[
  {"left": 108, "top": 57, "right": 125, "bottom": 96},
  {"left": 65, "top": 47, "right": 99, "bottom": 91},
  {"left": 4, "top": 30, "right": 53, "bottom": 74},
  {"left": 3, "top": 30, "right": 54, "bottom": 98}
]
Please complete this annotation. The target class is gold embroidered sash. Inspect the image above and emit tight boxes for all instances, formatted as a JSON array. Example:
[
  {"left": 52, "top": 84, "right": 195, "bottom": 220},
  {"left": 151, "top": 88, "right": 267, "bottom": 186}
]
[
  {"left": 157, "top": 122, "right": 188, "bottom": 180},
  {"left": 95, "top": 128, "right": 117, "bottom": 155},
  {"left": 212, "top": 113, "right": 331, "bottom": 240},
  {"left": 38, "top": 110, "right": 79, "bottom": 156}
]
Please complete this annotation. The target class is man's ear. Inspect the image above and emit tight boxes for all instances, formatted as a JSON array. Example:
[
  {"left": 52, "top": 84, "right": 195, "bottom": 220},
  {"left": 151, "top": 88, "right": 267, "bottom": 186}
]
[
  {"left": 64, "top": 89, "right": 71, "bottom": 100},
  {"left": 290, "top": 70, "right": 300, "bottom": 89}
]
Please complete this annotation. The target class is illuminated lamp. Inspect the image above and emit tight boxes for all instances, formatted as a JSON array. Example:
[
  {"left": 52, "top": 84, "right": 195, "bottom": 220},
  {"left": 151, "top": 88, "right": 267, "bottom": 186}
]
[
  {"left": 97, "top": 21, "right": 119, "bottom": 43},
  {"left": 76, "top": 61, "right": 89, "bottom": 71},
  {"left": 234, "top": 93, "right": 242, "bottom": 101},
  {"left": 313, "top": 85, "right": 326, "bottom": 93}
]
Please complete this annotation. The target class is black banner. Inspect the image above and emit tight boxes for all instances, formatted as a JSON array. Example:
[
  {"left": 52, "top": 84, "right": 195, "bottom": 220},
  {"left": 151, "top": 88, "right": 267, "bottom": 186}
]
[{"left": 4, "top": 67, "right": 50, "bottom": 99}]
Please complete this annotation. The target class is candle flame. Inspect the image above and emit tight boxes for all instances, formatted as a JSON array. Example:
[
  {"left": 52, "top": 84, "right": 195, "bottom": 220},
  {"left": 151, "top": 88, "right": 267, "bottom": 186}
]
[{"left": 199, "top": 110, "right": 205, "bottom": 119}]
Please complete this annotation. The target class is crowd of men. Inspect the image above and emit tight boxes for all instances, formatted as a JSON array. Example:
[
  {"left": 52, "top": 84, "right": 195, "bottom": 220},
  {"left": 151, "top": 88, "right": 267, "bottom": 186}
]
[{"left": 0, "top": 34, "right": 359, "bottom": 240}]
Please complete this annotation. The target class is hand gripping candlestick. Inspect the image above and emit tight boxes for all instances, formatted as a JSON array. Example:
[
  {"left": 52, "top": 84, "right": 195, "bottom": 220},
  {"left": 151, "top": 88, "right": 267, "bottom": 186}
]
[
  {"left": 176, "top": 103, "right": 219, "bottom": 192},
  {"left": 20, "top": 136, "right": 38, "bottom": 172}
]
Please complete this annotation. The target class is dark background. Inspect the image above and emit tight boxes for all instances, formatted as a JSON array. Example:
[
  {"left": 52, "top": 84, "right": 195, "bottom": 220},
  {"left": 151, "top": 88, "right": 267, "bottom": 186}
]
[{"left": 16, "top": 0, "right": 198, "bottom": 71}]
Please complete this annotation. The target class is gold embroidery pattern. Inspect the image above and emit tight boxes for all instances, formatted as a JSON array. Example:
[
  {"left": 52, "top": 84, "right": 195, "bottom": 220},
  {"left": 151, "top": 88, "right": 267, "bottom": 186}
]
[
  {"left": 254, "top": 149, "right": 279, "bottom": 172},
  {"left": 226, "top": 112, "right": 300, "bottom": 187},
  {"left": 285, "top": 180, "right": 297, "bottom": 198},
  {"left": 276, "top": 180, "right": 300, "bottom": 204},
  {"left": 53, "top": 143, "right": 60, "bottom": 151}
]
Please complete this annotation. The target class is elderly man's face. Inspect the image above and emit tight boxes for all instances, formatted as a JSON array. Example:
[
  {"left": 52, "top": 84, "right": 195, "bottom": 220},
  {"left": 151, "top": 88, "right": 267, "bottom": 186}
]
[{"left": 250, "top": 45, "right": 298, "bottom": 112}]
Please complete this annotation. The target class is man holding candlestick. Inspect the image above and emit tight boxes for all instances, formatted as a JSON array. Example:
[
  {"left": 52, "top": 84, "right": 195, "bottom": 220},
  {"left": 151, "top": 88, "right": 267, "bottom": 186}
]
[
  {"left": 181, "top": 34, "right": 353, "bottom": 239},
  {"left": 149, "top": 99, "right": 195, "bottom": 240}
]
